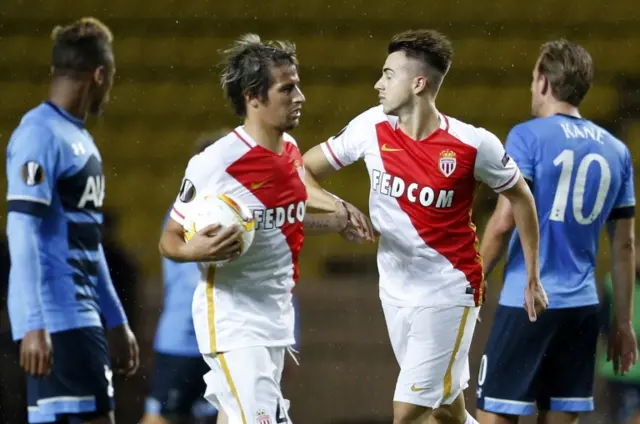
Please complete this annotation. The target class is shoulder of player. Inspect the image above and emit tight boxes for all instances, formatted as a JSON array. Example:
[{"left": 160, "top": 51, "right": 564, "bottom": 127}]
[
  {"left": 8, "top": 116, "right": 58, "bottom": 154},
  {"left": 362, "top": 105, "right": 390, "bottom": 125},
  {"left": 509, "top": 118, "right": 546, "bottom": 139},
  {"left": 191, "top": 131, "right": 240, "bottom": 161},
  {"left": 444, "top": 115, "right": 502, "bottom": 148},
  {"left": 185, "top": 130, "right": 259, "bottom": 177},
  {"left": 594, "top": 124, "right": 628, "bottom": 153},
  {"left": 340, "top": 105, "right": 389, "bottom": 131}
]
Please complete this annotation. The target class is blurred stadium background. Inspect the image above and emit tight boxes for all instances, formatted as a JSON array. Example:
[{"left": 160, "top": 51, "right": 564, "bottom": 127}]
[{"left": 1, "top": 0, "right": 639, "bottom": 422}]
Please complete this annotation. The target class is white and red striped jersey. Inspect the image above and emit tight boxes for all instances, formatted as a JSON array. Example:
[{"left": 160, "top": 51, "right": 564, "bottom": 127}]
[
  {"left": 170, "top": 127, "right": 307, "bottom": 353},
  {"left": 321, "top": 106, "right": 520, "bottom": 307}
]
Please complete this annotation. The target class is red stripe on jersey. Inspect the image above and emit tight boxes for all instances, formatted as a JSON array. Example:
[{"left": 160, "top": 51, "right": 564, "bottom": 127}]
[
  {"left": 376, "top": 122, "right": 484, "bottom": 305},
  {"left": 225, "top": 141, "right": 307, "bottom": 283},
  {"left": 494, "top": 170, "right": 518, "bottom": 191},
  {"left": 233, "top": 130, "right": 253, "bottom": 149},
  {"left": 172, "top": 207, "right": 185, "bottom": 219},
  {"left": 325, "top": 141, "right": 344, "bottom": 168}
]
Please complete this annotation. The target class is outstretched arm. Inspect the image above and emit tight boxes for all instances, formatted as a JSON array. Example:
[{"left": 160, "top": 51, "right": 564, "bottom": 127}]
[
  {"left": 303, "top": 145, "right": 375, "bottom": 241},
  {"left": 304, "top": 145, "right": 346, "bottom": 212},
  {"left": 304, "top": 200, "right": 349, "bottom": 235}
]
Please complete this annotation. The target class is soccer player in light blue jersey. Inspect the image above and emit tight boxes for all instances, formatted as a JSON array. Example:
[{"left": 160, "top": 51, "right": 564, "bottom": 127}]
[
  {"left": 5, "top": 17, "right": 139, "bottom": 424},
  {"left": 476, "top": 40, "right": 637, "bottom": 424}
]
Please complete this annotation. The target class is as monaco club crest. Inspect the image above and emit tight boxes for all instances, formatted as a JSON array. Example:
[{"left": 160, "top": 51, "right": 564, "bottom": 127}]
[{"left": 439, "top": 150, "right": 456, "bottom": 177}]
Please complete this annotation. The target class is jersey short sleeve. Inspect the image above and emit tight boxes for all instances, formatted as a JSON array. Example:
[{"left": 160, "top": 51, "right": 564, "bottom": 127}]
[
  {"left": 505, "top": 125, "right": 535, "bottom": 181},
  {"left": 6, "top": 125, "right": 59, "bottom": 217},
  {"left": 474, "top": 128, "right": 520, "bottom": 193},
  {"left": 320, "top": 111, "right": 370, "bottom": 169},
  {"left": 170, "top": 153, "right": 218, "bottom": 226},
  {"left": 613, "top": 147, "right": 635, "bottom": 210}
]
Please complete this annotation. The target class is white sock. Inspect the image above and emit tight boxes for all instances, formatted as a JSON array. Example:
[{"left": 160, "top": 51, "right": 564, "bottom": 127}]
[{"left": 465, "top": 411, "right": 479, "bottom": 424}]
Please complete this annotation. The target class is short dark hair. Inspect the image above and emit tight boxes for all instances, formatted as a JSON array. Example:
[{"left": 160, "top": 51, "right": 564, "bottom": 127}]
[
  {"left": 537, "top": 39, "right": 593, "bottom": 107},
  {"left": 388, "top": 29, "right": 453, "bottom": 91},
  {"left": 51, "top": 17, "right": 113, "bottom": 77},
  {"left": 220, "top": 34, "right": 298, "bottom": 117}
]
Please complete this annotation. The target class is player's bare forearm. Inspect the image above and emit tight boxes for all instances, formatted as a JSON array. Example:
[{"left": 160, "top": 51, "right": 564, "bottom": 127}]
[
  {"left": 480, "top": 194, "right": 515, "bottom": 277},
  {"left": 158, "top": 218, "right": 191, "bottom": 262},
  {"left": 303, "top": 145, "right": 341, "bottom": 212},
  {"left": 607, "top": 218, "right": 635, "bottom": 323},
  {"left": 501, "top": 177, "right": 540, "bottom": 283},
  {"left": 306, "top": 178, "right": 342, "bottom": 213},
  {"left": 304, "top": 212, "right": 347, "bottom": 234}
]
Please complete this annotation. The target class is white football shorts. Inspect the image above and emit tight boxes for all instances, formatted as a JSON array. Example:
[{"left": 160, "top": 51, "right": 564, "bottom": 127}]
[
  {"left": 382, "top": 302, "right": 479, "bottom": 408},
  {"left": 202, "top": 346, "right": 292, "bottom": 424}
]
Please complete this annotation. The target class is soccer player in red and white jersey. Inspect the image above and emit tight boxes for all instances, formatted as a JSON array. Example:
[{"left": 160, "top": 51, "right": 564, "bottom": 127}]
[
  {"left": 303, "top": 30, "right": 549, "bottom": 424},
  {"left": 158, "top": 34, "right": 350, "bottom": 424}
]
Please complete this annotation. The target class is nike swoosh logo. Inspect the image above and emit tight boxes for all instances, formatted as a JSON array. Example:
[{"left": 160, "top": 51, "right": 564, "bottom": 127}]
[
  {"left": 381, "top": 144, "right": 404, "bottom": 152},
  {"left": 250, "top": 179, "right": 269, "bottom": 190},
  {"left": 411, "top": 384, "right": 430, "bottom": 392}
]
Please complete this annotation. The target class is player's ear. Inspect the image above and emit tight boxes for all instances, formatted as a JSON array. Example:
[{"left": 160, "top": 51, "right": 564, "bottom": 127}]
[
  {"left": 413, "top": 76, "right": 429, "bottom": 95},
  {"left": 92, "top": 65, "right": 106, "bottom": 86},
  {"left": 245, "top": 93, "right": 261, "bottom": 110},
  {"left": 541, "top": 76, "right": 549, "bottom": 96}
]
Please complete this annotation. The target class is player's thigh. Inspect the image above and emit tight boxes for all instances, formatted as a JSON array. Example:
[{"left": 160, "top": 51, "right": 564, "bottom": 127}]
[
  {"left": 144, "top": 353, "right": 214, "bottom": 422},
  {"left": 382, "top": 302, "right": 412, "bottom": 365},
  {"left": 215, "top": 410, "right": 229, "bottom": 424},
  {"left": 28, "top": 327, "right": 114, "bottom": 423},
  {"left": 202, "top": 346, "right": 290, "bottom": 424},
  {"left": 537, "top": 306, "right": 598, "bottom": 414},
  {"left": 394, "top": 305, "right": 479, "bottom": 410},
  {"left": 431, "top": 392, "right": 467, "bottom": 424},
  {"left": 476, "top": 305, "right": 556, "bottom": 417}
]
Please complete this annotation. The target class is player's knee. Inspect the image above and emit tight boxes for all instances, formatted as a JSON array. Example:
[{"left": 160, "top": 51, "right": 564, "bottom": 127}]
[
  {"left": 431, "top": 407, "right": 466, "bottom": 424},
  {"left": 215, "top": 410, "right": 229, "bottom": 424},
  {"left": 475, "top": 410, "right": 518, "bottom": 424}
]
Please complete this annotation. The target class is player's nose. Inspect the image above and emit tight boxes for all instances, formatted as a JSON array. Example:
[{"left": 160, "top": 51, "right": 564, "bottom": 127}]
[
  {"left": 374, "top": 77, "right": 384, "bottom": 91},
  {"left": 294, "top": 86, "right": 305, "bottom": 104}
]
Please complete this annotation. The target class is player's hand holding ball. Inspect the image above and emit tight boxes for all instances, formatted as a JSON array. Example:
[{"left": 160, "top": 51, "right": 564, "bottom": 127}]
[
  {"left": 524, "top": 278, "right": 548, "bottom": 322},
  {"left": 182, "top": 193, "right": 256, "bottom": 265}
]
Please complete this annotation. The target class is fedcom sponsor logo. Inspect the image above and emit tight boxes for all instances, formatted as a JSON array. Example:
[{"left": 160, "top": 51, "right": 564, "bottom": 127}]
[
  {"left": 371, "top": 169, "right": 454, "bottom": 208},
  {"left": 253, "top": 201, "right": 306, "bottom": 230}
]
